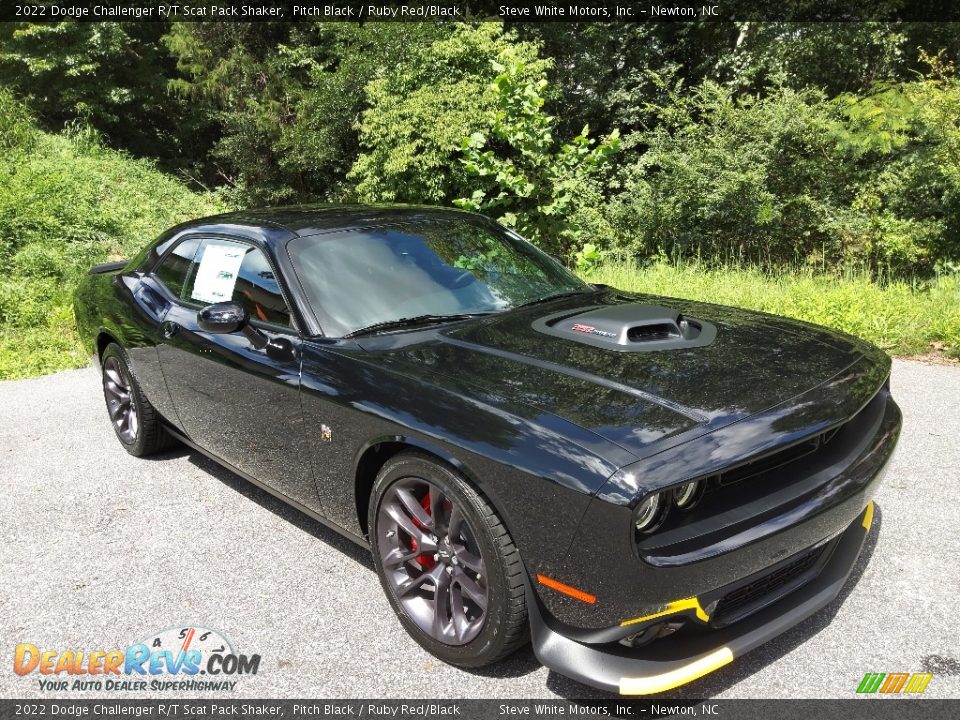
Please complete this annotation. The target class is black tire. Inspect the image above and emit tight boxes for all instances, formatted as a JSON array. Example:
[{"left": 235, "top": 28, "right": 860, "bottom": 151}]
[
  {"left": 100, "top": 343, "right": 177, "bottom": 457},
  {"left": 369, "top": 451, "right": 528, "bottom": 667}
]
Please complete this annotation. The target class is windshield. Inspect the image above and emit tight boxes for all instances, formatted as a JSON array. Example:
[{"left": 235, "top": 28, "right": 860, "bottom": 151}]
[{"left": 287, "top": 217, "right": 588, "bottom": 337}]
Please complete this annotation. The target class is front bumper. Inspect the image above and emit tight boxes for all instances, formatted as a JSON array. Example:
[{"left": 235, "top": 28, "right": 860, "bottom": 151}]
[
  {"left": 528, "top": 502, "right": 875, "bottom": 695},
  {"left": 535, "top": 384, "right": 900, "bottom": 632}
]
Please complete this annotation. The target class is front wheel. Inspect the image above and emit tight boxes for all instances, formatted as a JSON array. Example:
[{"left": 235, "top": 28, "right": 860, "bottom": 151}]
[{"left": 369, "top": 452, "right": 528, "bottom": 667}]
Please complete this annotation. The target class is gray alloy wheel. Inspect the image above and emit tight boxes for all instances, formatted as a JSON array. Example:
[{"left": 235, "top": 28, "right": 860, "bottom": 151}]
[
  {"left": 102, "top": 355, "right": 139, "bottom": 443},
  {"left": 369, "top": 452, "right": 528, "bottom": 667},
  {"left": 376, "top": 476, "right": 489, "bottom": 645},
  {"left": 99, "top": 343, "right": 176, "bottom": 457}
]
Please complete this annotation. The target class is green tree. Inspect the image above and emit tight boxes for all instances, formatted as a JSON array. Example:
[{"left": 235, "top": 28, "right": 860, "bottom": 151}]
[
  {"left": 164, "top": 22, "right": 448, "bottom": 204},
  {"left": 454, "top": 57, "right": 620, "bottom": 257},
  {"left": 514, "top": 23, "right": 738, "bottom": 140},
  {"left": 162, "top": 22, "right": 302, "bottom": 200},
  {"left": 607, "top": 80, "right": 849, "bottom": 267},
  {"left": 517, "top": 21, "right": 960, "bottom": 143},
  {"left": 828, "top": 56, "right": 960, "bottom": 271},
  {"left": 0, "top": 22, "right": 208, "bottom": 170},
  {"left": 606, "top": 58, "right": 960, "bottom": 275},
  {"left": 722, "top": 22, "right": 960, "bottom": 97},
  {"left": 349, "top": 24, "right": 548, "bottom": 204}
]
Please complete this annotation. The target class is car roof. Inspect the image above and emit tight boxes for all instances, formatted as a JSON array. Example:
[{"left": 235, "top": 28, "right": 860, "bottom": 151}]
[{"left": 181, "top": 204, "right": 483, "bottom": 244}]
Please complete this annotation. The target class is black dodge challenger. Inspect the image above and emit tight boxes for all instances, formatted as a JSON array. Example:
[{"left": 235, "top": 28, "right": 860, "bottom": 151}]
[{"left": 74, "top": 206, "right": 901, "bottom": 695}]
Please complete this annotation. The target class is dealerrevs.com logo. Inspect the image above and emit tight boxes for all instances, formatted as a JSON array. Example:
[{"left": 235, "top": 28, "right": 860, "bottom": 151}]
[{"left": 13, "top": 626, "right": 260, "bottom": 692}]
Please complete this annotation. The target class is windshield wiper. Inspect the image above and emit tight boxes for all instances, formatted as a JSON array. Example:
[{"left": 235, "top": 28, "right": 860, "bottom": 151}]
[
  {"left": 345, "top": 313, "right": 494, "bottom": 338},
  {"left": 514, "top": 289, "right": 591, "bottom": 309}
]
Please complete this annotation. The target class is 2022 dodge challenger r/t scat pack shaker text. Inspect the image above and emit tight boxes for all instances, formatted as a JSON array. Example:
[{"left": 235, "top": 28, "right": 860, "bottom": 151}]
[{"left": 73, "top": 206, "right": 901, "bottom": 695}]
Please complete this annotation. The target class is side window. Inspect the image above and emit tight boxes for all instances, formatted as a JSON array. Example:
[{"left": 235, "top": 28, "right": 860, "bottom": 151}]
[
  {"left": 185, "top": 239, "right": 291, "bottom": 328},
  {"left": 153, "top": 237, "right": 202, "bottom": 298}
]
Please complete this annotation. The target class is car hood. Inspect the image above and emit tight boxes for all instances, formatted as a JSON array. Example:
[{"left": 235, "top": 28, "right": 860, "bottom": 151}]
[{"left": 362, "top": 289, "right": 885, "bottom": 460}]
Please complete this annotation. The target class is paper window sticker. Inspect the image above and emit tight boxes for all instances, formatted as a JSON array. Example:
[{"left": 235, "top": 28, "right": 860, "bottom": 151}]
[{"left": 191, "top": 242, "right": 247, "bottom": 304}]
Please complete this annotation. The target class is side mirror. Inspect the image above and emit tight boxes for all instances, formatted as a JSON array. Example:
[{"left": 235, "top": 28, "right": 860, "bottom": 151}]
[
  {"left": 197, "top": 301, "right": 292, "bottom": 357},
  {"left": 198, "top": 302, "right": 248, "bottom": 334}
]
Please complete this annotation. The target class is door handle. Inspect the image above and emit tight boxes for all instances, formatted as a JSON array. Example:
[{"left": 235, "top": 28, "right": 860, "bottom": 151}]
[{"left": 162, "top": 321, "right": 180, "bottom": 339}]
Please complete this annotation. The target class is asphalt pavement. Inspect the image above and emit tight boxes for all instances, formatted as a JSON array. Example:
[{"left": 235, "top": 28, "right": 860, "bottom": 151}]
[{"left": 1, "top": 359, "right": 958, "bottom": 699}]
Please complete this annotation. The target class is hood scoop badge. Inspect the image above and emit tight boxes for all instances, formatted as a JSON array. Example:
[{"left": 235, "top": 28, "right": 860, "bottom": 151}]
[{"left": 532, "top": 303, "right": 717, "bottom": 352}]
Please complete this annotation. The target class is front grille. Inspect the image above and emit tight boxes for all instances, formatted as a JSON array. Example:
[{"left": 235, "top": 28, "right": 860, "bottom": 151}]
[
  {"left": 637, "top": 385, "right": 887, "bottom": 570},
  {"left": 715, "top": 427, "right": 840, "bottom": 487},
  {"left": 712, "top": 544, "right": 827, "bottom": 627}
]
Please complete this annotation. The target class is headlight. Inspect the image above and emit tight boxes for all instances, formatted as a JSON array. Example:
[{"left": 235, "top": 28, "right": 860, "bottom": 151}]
[
  {"left": 633, "top": 492, "right": 665, "bottom": 532},
  {"left": 673, "top": 480, "right": 702, "bottom": 510}
]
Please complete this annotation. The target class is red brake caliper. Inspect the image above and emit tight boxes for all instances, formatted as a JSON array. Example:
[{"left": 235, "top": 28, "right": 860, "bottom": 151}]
[{"left": 409, "top": 494, "right": 436, "bottom": 570}]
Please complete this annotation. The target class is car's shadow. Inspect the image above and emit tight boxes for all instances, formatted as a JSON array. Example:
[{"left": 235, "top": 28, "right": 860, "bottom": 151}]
[
  {"left": 151, "top": 445, "right": 375, "bottom": 569},
  {"left": 153, "top": 445, "right": 883, "bottom": 692}
]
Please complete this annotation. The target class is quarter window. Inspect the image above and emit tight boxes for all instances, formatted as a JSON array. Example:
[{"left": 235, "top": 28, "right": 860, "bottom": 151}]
[{"left": 153, "top": 237, "right": 202, "bottom": 299}]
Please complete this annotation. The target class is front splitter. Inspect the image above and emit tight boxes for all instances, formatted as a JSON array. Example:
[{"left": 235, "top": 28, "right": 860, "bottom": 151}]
[{"left": 527, "top": 502, "right": 874, "bottom": 695}]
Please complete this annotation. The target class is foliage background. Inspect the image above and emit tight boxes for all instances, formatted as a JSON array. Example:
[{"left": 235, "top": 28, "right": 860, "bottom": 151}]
[{"left": 1, "top": 19, "right": 959, "bottom": 377}]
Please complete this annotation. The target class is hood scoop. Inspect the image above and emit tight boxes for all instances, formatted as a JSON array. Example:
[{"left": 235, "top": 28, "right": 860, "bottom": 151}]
[{"left": 532, "top": 303, "right": 717, "bottom": 352}]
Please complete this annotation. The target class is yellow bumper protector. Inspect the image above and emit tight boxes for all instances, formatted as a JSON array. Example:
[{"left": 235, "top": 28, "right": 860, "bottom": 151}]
[
  {"left": 620, "top": 596, "right": 710, "bottom": 627},
  {"left": 619, "top": 647, "right": 734, "bottom": 695},
  {"left": 862, "top": 501, "right": 875, "bottom": 531}
]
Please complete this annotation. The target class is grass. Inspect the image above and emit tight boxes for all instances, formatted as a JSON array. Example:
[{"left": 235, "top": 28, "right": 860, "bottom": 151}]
[
  {"left": 0, "top": 308, "right": 86, "bottom": 380},
  {"left": 588, "top": 260, "right": 960, "bottom": 360},
  {"left": 0, "top": 90, "right": 221, "bottom": 380}
]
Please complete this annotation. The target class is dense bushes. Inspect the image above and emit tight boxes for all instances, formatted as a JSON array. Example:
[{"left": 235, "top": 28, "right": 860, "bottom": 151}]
[
  {"left": 453, "top": 56, "right": 620, "bottom": 257},
  {"left": 0, "top": 90, "right": 219, "bottom": 378},
  {"left": 0, "top": 22, "right": 213, "bottom": 172},
  {"left": 608, "top": 82, "right": 840, "bottom": 266},
  {"left": 350, "top": 25, "right": 549, "bottom": 204},
  {"left": 7, "top": 21, "right": 955, "bottom": 275},
  {"left": 608, "top": 69, "right": 960, "bottom": 274}
]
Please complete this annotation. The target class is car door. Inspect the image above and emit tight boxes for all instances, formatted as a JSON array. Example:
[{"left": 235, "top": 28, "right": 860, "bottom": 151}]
[
  {"left": 154, "top": 235, "right": 321, "bottom": 513},
  {"left": 121, "top": 234, "right": 207, "bottom": 434}
]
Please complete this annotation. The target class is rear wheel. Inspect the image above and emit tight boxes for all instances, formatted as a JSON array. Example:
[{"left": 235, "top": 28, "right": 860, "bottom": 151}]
[
  {"left": 369, "top": 452, "right": 528, "bottom": 667},
  {"left": 100, "top": 343, "right": 176, "bottom": 457}
]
